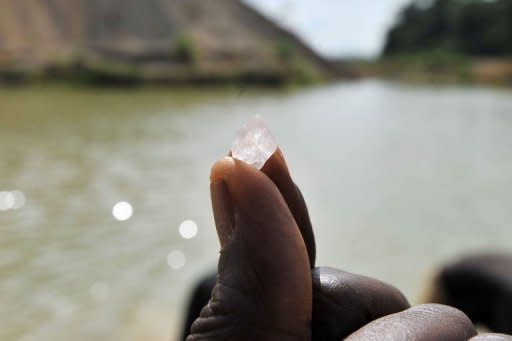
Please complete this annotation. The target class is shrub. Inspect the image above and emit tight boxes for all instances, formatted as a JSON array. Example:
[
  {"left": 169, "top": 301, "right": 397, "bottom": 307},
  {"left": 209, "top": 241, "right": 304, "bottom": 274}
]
[
  {"left": 173, "top": 34, "right": 199, "bottom": 64},
  {"left": 275, "top": 41, "right": 296, "bottom": 63}
]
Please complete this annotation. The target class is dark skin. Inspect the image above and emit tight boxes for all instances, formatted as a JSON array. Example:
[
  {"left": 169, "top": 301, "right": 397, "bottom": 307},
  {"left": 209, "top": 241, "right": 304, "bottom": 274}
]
[
  {"left": 186, "top": 150, "right": 479, "bottom": 340},
  {"left": 469, "top": 333, "right": 512, "bottom": 341},
  {"left": 429, "top": 253, "right": 512, "bottom": 334},
  {"left": 469, "top": 334, "right": 512, "bottom": 341}
]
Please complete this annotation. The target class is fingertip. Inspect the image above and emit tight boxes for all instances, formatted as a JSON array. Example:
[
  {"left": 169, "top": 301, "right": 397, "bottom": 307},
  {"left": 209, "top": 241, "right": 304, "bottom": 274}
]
[
  {"left": 210, "top": 157, "right": 235, "bottom": 183},
  {"left": 261, "top": 148, "right": 289, "bottom": 175}
]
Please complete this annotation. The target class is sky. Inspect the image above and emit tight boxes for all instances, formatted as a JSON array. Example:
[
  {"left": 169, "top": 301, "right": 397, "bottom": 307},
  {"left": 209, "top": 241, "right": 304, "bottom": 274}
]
[{"left": 243, "top": 0, "right": 412, "bottom": 59}]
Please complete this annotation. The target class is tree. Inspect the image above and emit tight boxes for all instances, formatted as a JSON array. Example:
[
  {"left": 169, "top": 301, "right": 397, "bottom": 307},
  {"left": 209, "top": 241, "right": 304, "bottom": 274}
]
[{"left": 382, "top": 0, "right": 512, "bottom": 57}]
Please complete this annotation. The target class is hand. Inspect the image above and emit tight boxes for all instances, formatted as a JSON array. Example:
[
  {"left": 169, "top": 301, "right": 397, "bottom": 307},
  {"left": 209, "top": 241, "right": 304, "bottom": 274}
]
[
  {"left": 185, "top": 150, "right": 477, "bottom": 340},
  {"left": 429, "top": 253, "right": 512, "bottom": 334}
]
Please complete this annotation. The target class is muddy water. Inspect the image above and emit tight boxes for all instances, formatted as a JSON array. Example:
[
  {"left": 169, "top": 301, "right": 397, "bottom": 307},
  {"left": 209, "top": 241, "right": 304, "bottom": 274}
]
[{"left": 1, "top": 81, "right": 511, "bottom": 340}]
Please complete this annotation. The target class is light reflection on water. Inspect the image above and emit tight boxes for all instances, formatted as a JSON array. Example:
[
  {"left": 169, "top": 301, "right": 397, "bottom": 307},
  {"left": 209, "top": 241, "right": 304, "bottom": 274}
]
[
  {"left": 112, "top": 201, "right": 134, "bottom": 221},
  {"left": 0, "top": 190, "right": 25, "bottom": 211},
  {"left": 1, "top": 81, "right": 512, "bottom": 340},
  {"left": 179, "top": 220, "right": 198, "bottom": 240}
]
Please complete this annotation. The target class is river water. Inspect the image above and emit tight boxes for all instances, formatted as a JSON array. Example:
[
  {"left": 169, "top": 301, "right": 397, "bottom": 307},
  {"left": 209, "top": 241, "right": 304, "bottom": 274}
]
[{"left": 1, "top": 81, "right": 511, "bottom": 340}]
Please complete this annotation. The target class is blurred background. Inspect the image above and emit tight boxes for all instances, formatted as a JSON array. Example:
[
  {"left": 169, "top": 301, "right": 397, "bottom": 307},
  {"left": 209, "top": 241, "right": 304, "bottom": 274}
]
[{"left": 1, "top": 0, "right": 511, "bottom": 340}]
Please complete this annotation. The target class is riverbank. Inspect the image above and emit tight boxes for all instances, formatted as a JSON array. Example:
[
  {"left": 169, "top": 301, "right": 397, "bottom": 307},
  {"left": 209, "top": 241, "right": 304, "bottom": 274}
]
[
  {"left": 350, "top": 54, "right": 512, "bottom": 87},
  {"left": 0, "top": 56, "right": 328, "bottom": 87},
  {"left": 3, "top": 55, "right": 511, "bottom": 88}
]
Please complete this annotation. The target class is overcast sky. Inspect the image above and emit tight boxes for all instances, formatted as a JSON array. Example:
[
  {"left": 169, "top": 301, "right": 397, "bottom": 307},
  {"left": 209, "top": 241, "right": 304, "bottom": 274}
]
[{"left": 243, "top": 0, "right": 412, "bottom": 58}]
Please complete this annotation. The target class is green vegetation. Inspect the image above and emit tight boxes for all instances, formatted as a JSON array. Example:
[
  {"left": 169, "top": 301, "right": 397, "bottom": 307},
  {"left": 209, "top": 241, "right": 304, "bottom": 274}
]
[
  {"left": 0, "top": 58, "right": 143, "bottom": 87},
  {"left": 274, "top": 40, "right": 321, "bottom": 84},
  {"left": 290, "top": 61, "right": 321, "bottom": 85},
  {"left": 0, "top": 67, "right": 29, "bottom": 84},
  {"left": 173, "top": 34, "right": 199, "bottom": 64},
  {"left": 72, "top": 62, "right": 142, "bottom": 86},
  {"left": 373, "top": 0, "right": 512, "bottom": 86},
  {"left": 43, "top": 57, "right": 142, "bottom": 86},
  {"left": 383, "top": 0, "right": 512, "bottom": 57},
  {"left": 368, "top": 50, "right": 472, "bottom": 84},
  {"left": 275, "top": 41, "right": 296, "bottom": 63}
]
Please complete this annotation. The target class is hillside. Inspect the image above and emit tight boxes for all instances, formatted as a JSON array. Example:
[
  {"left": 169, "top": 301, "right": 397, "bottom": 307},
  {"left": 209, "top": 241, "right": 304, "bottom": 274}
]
[
  {"left": 0, "top": 0, "right": 336, "bottom": 84},
  {"left": 383, "top": 0, "right": 512, "bottom": 57},
  {"left": 373, "top": 0, "right": 512, "bottom": 86}
]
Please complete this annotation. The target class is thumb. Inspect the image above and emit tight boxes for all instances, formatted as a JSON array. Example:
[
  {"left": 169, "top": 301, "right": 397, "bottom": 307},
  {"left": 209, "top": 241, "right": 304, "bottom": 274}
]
[{"left": 188, "top": 157, "right": 311, "bottom": 341}]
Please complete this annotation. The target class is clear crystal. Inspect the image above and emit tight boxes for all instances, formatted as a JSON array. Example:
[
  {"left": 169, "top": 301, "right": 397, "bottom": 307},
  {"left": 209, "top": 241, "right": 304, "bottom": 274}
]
[{"left": 231, "top": 116, "right": 277, "bottom": 169}]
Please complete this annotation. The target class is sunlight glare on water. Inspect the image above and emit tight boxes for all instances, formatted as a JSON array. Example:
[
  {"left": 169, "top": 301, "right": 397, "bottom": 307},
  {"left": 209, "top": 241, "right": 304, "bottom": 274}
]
[
  {"left": 0, "top": 190, "right": 25, "bottom": 211},
  {"left": 167, "top": 250, "right": 186, "bottom": 270},
  {"left": 0, "top": 191, "right": 15, "bottom": 211},
  {"left": 179, "top": 220, "right": 198, "bottom": 239},
  {"left": 112, "top": 201, "right": 133, "bottom": 221}
]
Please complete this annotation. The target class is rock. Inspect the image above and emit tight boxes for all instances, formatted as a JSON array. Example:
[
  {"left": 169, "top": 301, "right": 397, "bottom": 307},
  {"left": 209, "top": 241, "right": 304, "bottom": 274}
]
[{"left": 231, "top": 116, "right": 277, "bottom": 169}]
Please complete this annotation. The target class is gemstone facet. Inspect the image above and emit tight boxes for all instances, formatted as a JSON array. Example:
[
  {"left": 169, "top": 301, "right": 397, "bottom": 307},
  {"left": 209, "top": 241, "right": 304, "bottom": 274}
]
[{"left": 231, "top": 116, "right": 277, "bottom": 169}]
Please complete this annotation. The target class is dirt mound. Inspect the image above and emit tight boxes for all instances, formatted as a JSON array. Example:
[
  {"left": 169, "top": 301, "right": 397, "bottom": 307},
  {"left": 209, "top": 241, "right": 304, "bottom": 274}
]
[{"left": 0, "top": 0, "right": 333, "bottom": 82}]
